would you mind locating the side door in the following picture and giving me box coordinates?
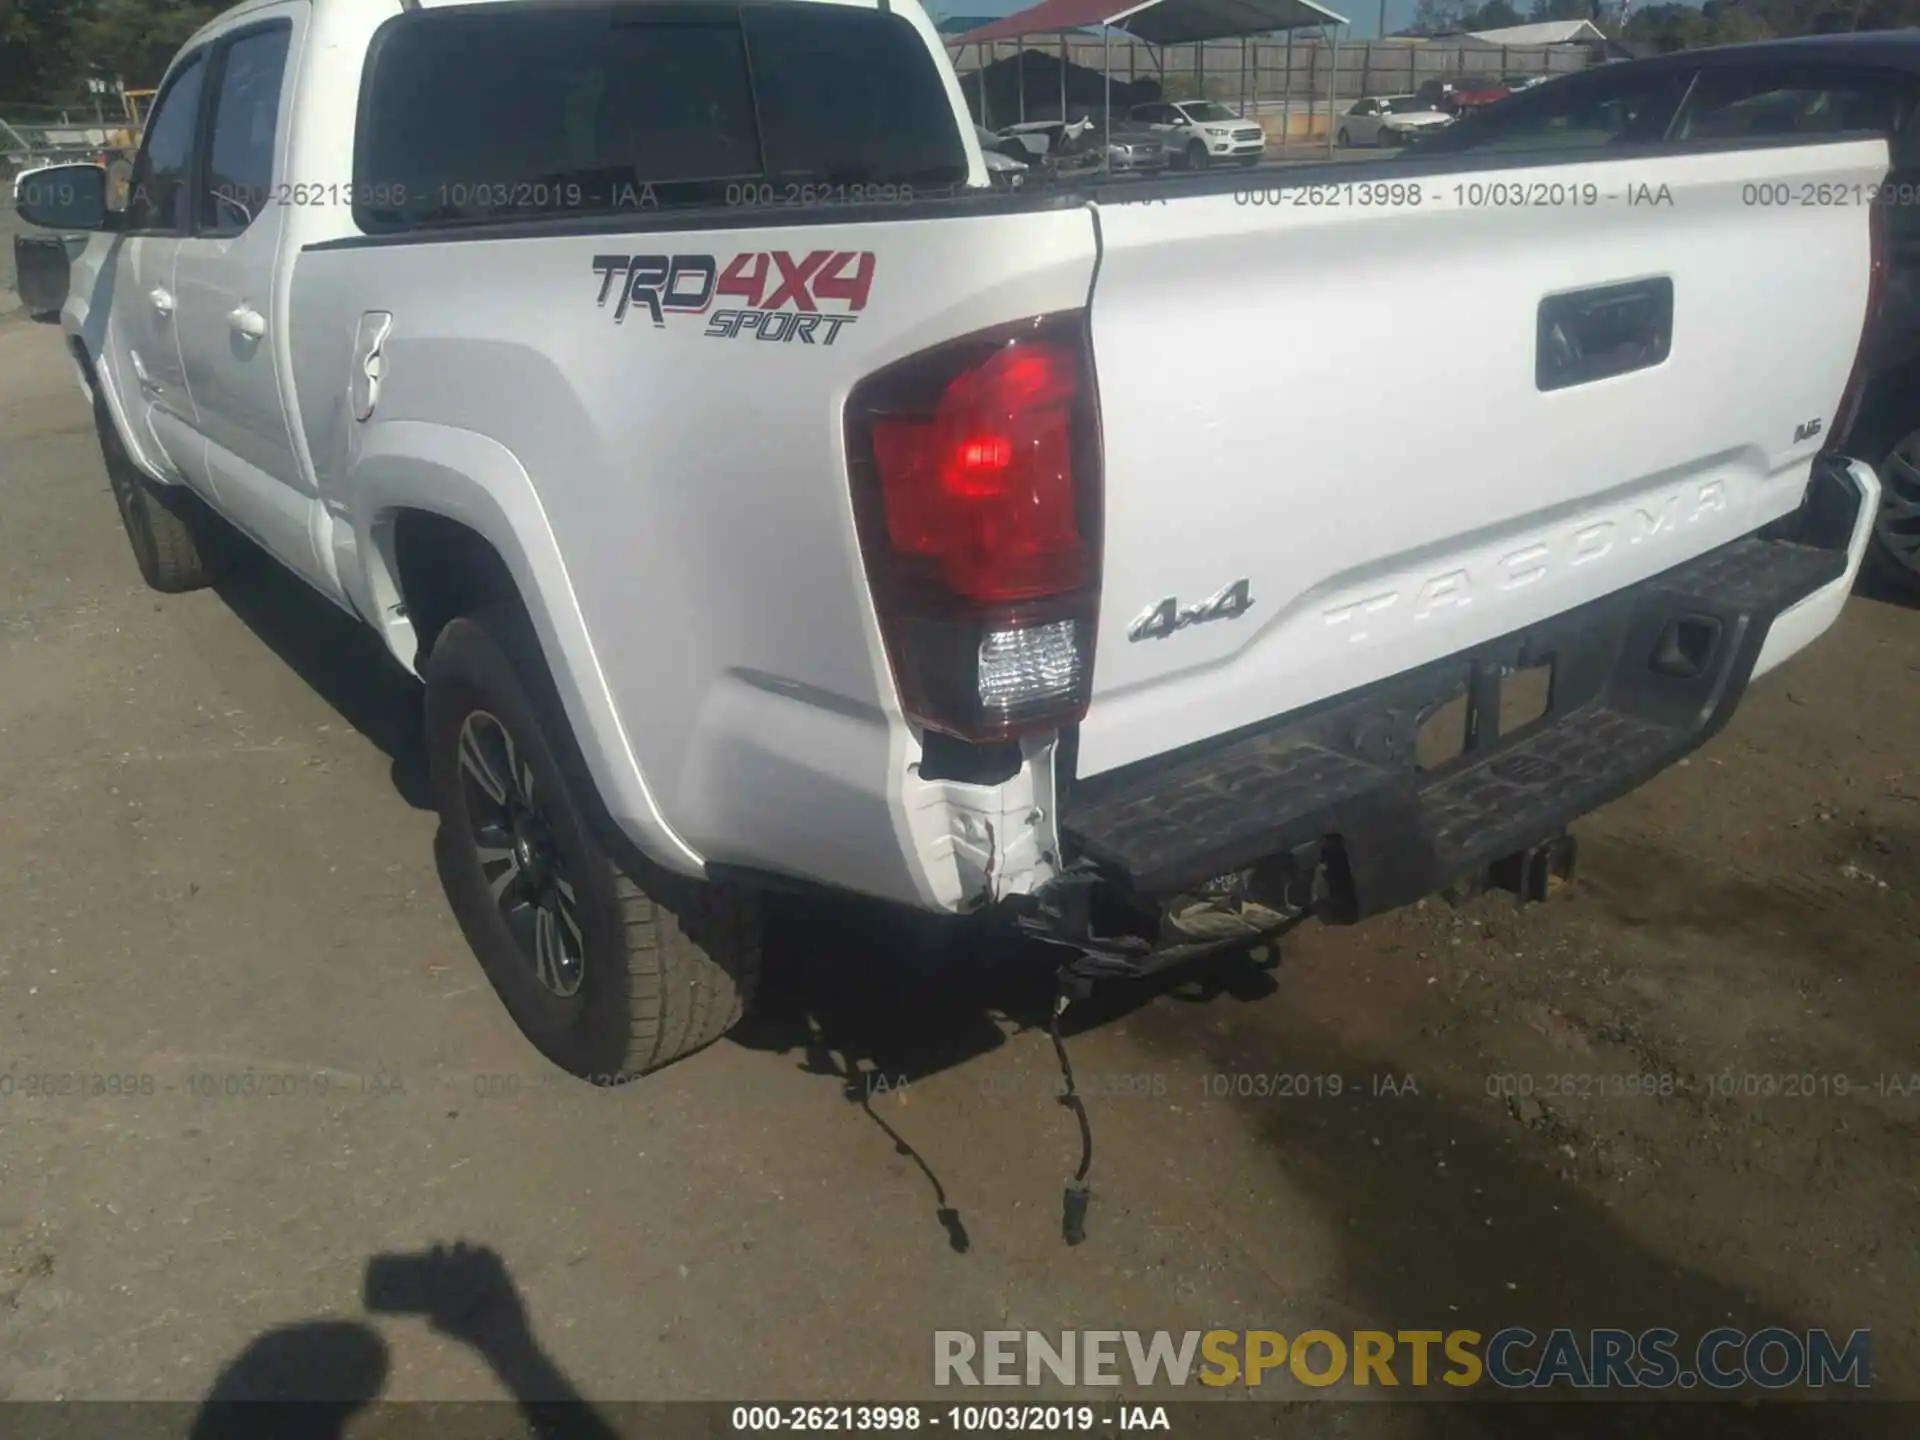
[1411,65,1696,157]
[171,10,335,596]
[104,48,212,489]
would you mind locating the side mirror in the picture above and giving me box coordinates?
[13,163,110,231]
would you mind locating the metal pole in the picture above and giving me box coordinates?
[1018,36,1026,122]
[981,44,991,128]
[1239,35,1248,120]
[1282,30,1293,153]
[1378,0,1387,38]
[1327,25,1337,158]
[1060,32,1068,121]
[1104,27,1112,164]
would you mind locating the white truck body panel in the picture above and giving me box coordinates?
[1079,142,1881,776]
[43,0,1888,923]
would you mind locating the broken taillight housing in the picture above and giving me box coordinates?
[845,313,1103,742]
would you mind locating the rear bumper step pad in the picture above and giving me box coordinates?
[1060,467,1859,918]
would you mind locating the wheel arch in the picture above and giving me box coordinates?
[349,421,706,879]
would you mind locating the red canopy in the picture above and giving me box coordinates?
[953,0,1347,47]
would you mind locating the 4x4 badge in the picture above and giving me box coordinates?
[1128,579,1256,642]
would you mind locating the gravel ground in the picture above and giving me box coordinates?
[1,313,1918,1436]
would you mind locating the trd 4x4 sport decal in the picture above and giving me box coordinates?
[591,250,875,346]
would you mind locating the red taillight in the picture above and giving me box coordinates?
[847,314,1102,742]
[868,340,1085,603]
[1831,187,1889,455]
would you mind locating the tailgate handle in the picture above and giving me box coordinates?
[1536,278,1673,392]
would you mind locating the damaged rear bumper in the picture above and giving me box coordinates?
[1054,459,1877,922]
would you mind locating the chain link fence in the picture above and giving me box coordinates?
[2,102,143,184]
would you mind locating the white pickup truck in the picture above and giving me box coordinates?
[17,0,1889,1088]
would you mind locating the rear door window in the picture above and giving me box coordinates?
[354,0,968,233]
[1670,66,1918,146]
[1416,70,1693,156]
[198,22,294,235]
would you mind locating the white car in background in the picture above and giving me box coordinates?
[1126,100,1266,168]
[1339,95,1455,147]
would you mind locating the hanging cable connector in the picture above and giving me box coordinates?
[1050,971,1094,1246]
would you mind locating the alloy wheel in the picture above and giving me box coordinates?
[457,709,586,998]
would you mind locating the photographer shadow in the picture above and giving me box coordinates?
[188,1243,618,1440]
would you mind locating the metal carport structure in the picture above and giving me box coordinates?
[952,0,1351,160]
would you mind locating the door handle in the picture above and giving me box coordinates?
[148,286,174,317]
[351,311,394,422]
[228,305,267,340]
[1536,278,1674,392]
[130,348,162,395]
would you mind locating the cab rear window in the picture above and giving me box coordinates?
[353,0,968,232]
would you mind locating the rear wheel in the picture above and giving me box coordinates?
[425,603,762,1080]
[1336,127,1350,147]
[1187,140,1210,170]
[93,391,222,593]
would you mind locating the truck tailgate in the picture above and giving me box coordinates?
[1078,140,1885,779]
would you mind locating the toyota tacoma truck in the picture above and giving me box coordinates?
[17,0,1890,1087]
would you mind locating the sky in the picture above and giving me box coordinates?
[930,0,1706,40]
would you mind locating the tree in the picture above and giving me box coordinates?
[1410,0,1473,34]
[75,0,227,90]
[0,0,87,104]
[1527,0,1595,18]
[1623,2,1712,48]
[1466,0,1525,25]
[1621,0,1920,44]
[0,0,226,103]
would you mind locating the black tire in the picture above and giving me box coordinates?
[1187,141,1210,170]
[1867,424,1920,594]
[1337,128,1350,147]
[93,391,221,593]
[425,603,762,1081]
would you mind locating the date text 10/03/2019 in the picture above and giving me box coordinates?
[1216,181,1675,210]
[730,1406,1167,1432]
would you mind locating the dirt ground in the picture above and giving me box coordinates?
[2,310,1918,1435]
